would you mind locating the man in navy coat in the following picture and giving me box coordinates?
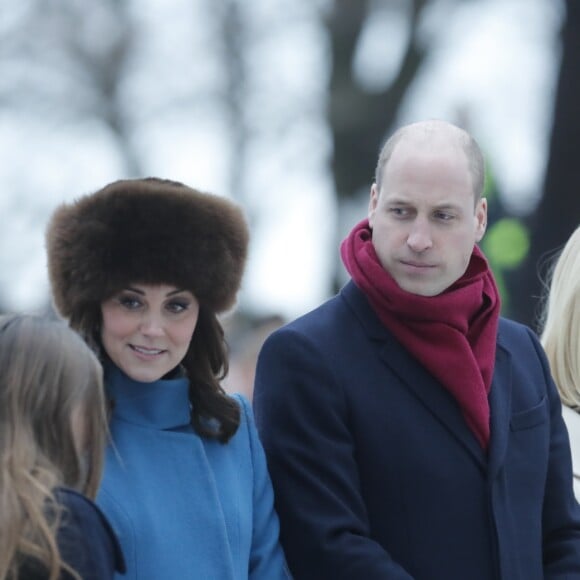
[253,119,580,579]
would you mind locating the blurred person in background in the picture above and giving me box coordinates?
[254,120,580,579]
[223,314,286,401]
[540,225,580,500]
[0,313,124,579]
[45,178,288,580]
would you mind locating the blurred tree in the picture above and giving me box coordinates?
[505,0,580,330]
[326,0,431,290]
[219,0,249,207]
[0,0,140,174]
[327,0,428,203]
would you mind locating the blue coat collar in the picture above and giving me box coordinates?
[105,364,191,430]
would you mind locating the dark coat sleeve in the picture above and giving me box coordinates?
[253,325,413,579]
[56,488,126,579]
[18,488,125,579]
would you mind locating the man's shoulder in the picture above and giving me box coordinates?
[497,316,537,346]
[496,316,550,382]
[275,282,365,339]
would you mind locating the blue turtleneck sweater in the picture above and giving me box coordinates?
[96,365,288,579]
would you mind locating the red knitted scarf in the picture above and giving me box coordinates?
[340,219,500,449]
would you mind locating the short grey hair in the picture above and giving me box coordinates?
[374,120,486,203]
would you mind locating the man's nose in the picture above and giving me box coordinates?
[407,219,433,252]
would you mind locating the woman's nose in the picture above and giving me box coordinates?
[140,313,165,336]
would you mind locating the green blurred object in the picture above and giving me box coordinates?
[482,218,530,269]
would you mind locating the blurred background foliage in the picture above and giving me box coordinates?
[0,0,578,395]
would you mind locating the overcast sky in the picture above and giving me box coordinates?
[0,0,565,320]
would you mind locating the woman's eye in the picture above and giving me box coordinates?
[166,301,188,314]
[118,296,142,309]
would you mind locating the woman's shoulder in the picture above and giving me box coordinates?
[562,407,580,502]
[203,393,255,451]
[224,393,269,467]
[563,407,580,451]
[56,487,116,532]
[55,487,126,576]
[228,393,255,437]
[56,486,101,508]
[229,392,250,415]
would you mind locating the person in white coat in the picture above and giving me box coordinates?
[540,225,580,500]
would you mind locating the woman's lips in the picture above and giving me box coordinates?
[129,344,166,358]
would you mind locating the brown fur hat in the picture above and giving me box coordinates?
[46,178,249,318]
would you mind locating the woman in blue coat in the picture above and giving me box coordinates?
[45,178,288,579]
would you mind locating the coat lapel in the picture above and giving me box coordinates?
[380,336,486,468]
[343,281,515,470]
[342,281,486,468]
[487,337,513,480]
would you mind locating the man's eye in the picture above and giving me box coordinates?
[435,212,454,221]
[389,207,408,217]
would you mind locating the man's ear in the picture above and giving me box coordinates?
[368,183,379,228]
[474,197,487,242]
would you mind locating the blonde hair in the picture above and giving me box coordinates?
[540,226,580,409]
[0,314,108,580]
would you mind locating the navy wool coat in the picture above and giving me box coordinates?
[20,488,125,579]
[253,281,580,579]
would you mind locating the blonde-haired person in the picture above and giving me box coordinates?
[0,313,124,579]
[541,225,580,500]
